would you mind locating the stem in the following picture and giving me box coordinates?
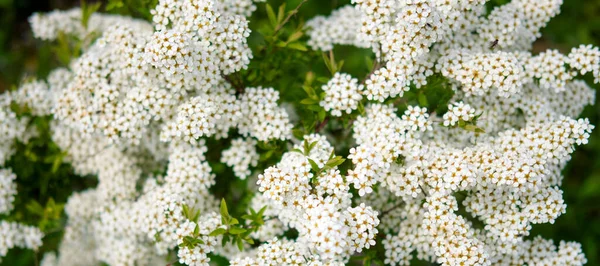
[223,74,245,95]
[315,117,329,133]
[273,0,310,36]
[379,202,404,219]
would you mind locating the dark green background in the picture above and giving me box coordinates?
[1,0,599,265]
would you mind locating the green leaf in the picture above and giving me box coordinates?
[292,128,305,140]
[326,156,346,168]
[245,238,255,245]
[229,226,246,235]
[51,155,62,173]
[236,237,244,251]
[322,53,335,75]
[337,60,345,72]
[259,149,275,162]
[463,124,485,133]
[257,206,268,217]
[358,101,365,115]
[302,85,316,98]
[106,0,124,11]
[308,141,318,153]
[266,4,277,28]
[287,31,304,43]
[306,105,323,112]
[318,109,326,122]
[26,200,44,215]
[193,224,199,236]
[287,42,308,51]
[290,148,304,154]
[182,204,190,218]
[220,198,229,220]
[81,0,102,29]
[209,228,227,237]
[276,41,287,47]
[222,235,230,247]
[277,4,287,25]
[307,158,320,173]
[182,236,204,249]
[300,98,320,105]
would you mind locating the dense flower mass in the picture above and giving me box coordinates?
[1,0,599,265]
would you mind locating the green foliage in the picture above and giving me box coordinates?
[80,0,101,29]
[212,199,266,251]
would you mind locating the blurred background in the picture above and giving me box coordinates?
[1,0,600,265]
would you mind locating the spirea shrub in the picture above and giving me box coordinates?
[0,0,599,265]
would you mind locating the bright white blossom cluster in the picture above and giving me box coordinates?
[320,72,364,117]
[221,137,259,179]
[442,101,477,126]
[0,221,44,260]
[0,169,17,215]
[0,0,597,265]
[0,93,30,165]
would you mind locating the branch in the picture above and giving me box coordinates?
[223,74,245,95]
[315,117,329,133]
[379,202,404,219]
[273,0,310,36]
[361,46,385,85]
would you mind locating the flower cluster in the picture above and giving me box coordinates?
[0,169,17,215]
[0,0,598,265]
[0,221,44,260]
[221,137,259,179]
[442,102,477,127]
[320,72,364,117]
[0,93,29,165]
[255,135,380,263]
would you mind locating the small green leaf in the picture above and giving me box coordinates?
[358,101,365,115]
[220,199,229,220]
[464,124,485,133]
[290,148,304,154]
[266,4,277,28]
[318,109,326,122]
[229,226,246,235]
[287,31,304,43]
[209,228,227,236]
[26,200,44,215]
[81,0,102,29]
[308,141,319,153]
[51,156,62,173]
[292,128,305,139]
[287,42,308,51]
[322,53,335,75]
[277,4,287,25]
[193,224,199,236]
[337,60,345,72]
[307,158,320,173]
[222,235,230,247]
[326,156,346,168]
[106,0,124,11]
[236,237,244,251]
[302,85,316,98]
[300,98,320,105]
[276,41,287,47]
[182,204,190,218]
[257,206,268,217]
